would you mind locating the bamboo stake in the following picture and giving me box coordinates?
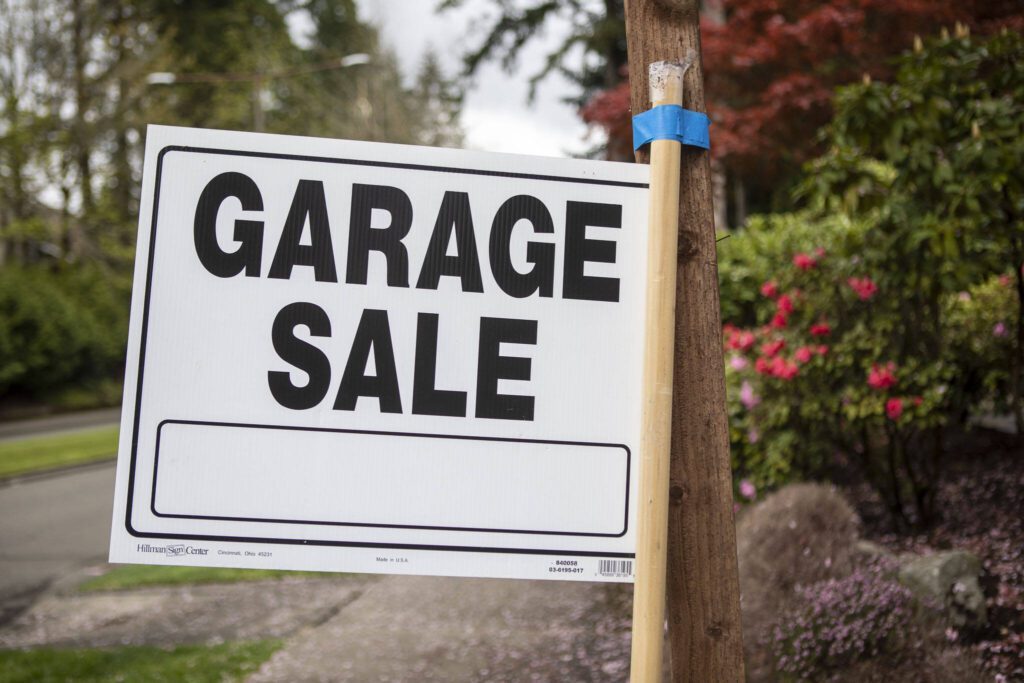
[630,58,690,683]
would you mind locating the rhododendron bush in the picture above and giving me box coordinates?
[722,215,955,526]
[721,31,1023,527]
[724,228,1019,524]
[800,29,1024,432]
[722,218,1017,525]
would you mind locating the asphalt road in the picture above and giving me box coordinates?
[0,463,115,618]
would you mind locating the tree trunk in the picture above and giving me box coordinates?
[625,1,745,680]
[72,0,92,258]
[732,176,747,228]
[112,4,134,220]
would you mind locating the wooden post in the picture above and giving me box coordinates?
[624,1,746,681]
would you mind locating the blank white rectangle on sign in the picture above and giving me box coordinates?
[152,421,629,537]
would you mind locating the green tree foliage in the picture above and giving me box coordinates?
[439,0,627,105]
[146,0,297,130]
[0,0,463,402]
[439,0,628,159]
[0,265,129,395]
[413,49,464,149]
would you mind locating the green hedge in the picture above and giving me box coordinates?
[0,265,130,396]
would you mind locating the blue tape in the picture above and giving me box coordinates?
[632,104,711,151]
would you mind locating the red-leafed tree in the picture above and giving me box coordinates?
[580,0,1023,215]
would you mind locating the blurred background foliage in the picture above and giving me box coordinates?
[0,0,463,406]
[1,3,1022,517]
[448,0,1022,216]
[440,0,1018,527]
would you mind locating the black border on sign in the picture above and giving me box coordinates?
[151,419,630,538]
[124,143,647,560]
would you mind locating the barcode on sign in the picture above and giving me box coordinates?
[598,560,633,577]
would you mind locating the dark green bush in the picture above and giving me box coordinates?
[0,265,129,397]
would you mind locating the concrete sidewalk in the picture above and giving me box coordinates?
[1,568,636,682]
[249,574,634,682]
[0,572,374,651]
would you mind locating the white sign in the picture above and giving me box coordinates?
[109,125,649,582]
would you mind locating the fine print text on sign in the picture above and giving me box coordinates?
[108,125,650,582]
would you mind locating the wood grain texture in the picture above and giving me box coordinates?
[624,1,746,681]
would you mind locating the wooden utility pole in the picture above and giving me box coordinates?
[624,1,746,681]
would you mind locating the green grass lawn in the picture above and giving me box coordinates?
[79,564,329,592]
[0,426,118,479]
[0,640,281,683]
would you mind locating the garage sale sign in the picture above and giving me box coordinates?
[108,125,650,582]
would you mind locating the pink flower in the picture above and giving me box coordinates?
[793,252,816,270]
[761,339,786,358]
[847,276,878,301]
[778,360,799,380]
[912,396,923,406]
[740,380,760,409]
[810,321,831,336]
[816,345,829,356]
[723,325,736,348]
[794,346,814,364]
[770,298,791,327]
[993,322,1008,337]
[730,354,749,371]
[999,274,1012,287]
[886,397,904,420]
[739,479,757,500]
[867,362,897,390]
[770,357,799,380]
[725,328,756,351]
[747,428,760,444]
[760,280,779,298]
[957,291,971,302]
[755,357,772,375]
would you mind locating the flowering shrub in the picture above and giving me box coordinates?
[802,28,1024,435]
[721,213,953,523]
[720,31,1023,526]
[770,562,914,681]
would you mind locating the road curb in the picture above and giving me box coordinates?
[0,457,116,488]
[0,407,120,441]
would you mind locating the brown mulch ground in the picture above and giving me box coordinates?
[847,429,1024,682]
